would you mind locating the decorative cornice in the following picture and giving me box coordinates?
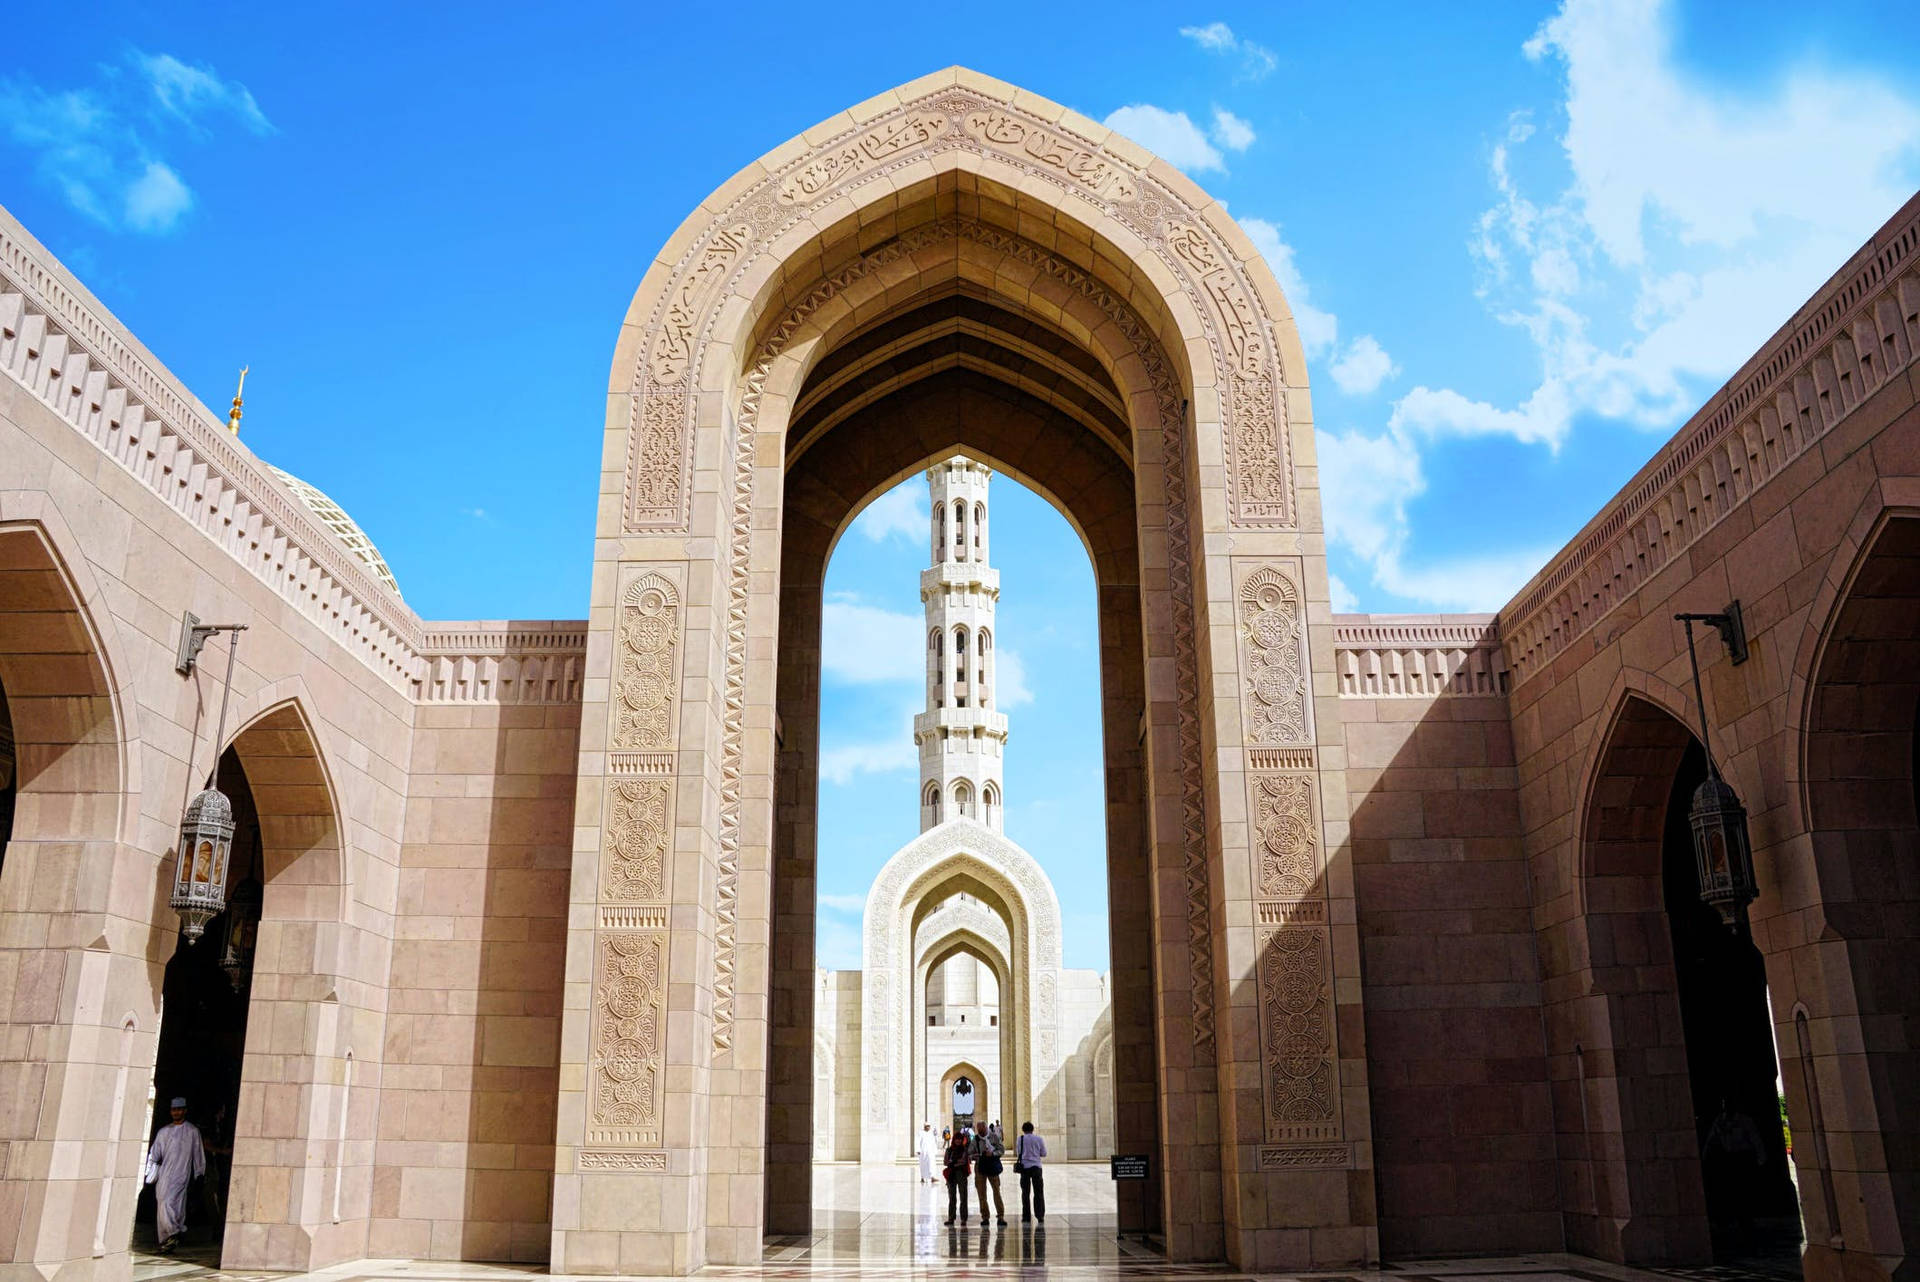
[1499,193,1920,685]
[415,622,588,704]
[1333,613,1507,699]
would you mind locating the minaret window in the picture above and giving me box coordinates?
[974,502,985,556]
[954,501,967,558]
[953,780,973,819]
[925,781,943,825]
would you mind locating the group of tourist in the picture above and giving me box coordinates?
[917,1120,1048,1226]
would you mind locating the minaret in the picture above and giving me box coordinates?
[915,457,1007,833]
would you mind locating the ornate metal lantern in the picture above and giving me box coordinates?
[220,875,263,990]
[172,786,234,942]
[1676,607,1759,928]
[170,613,247,943]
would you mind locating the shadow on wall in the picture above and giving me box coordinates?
[1343,689,1559,1258]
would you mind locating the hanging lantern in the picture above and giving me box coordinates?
[1688,773,1757,926]
[172,787,234,942]
[1675,606,1758,930]
[220,875,263,990]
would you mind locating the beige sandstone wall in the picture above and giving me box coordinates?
[371,690,578,1261]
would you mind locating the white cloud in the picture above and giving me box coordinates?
[1328,335,1398,396]
[996,649,1034,708]
[1315,0,1920,613]
[817,892,866,914]
[0,50,273,235]
[1328,573,1360,613]
[1211,108,1255,152]
[137,53,274,135]
[819,734,916,785]
[123,162,191,231]
[1238,216,1339,357]
[821,598,924,685]
[1433,0,1920,451]
[1179,21,1277,79]
[1103,105,1224,173]
[852,484,927,544]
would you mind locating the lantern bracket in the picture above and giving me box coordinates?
[1675,602,1747,666]
[175,612,247,675]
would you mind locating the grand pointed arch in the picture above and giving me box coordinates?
[559,67,1364,1274]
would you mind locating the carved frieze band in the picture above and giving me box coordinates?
[578,1148,667,1171]
[1238,565,1311,745]
[1259,1143,1350,1169]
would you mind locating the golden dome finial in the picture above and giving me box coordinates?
[227,365,248,435]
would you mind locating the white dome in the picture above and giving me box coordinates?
[269,466,401,596]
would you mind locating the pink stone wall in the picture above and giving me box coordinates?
[1342,685,1559,1255]
[372,702,577,1261]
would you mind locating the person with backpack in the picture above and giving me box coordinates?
[943,1126,973,1225]
[970,1120,1006,1224]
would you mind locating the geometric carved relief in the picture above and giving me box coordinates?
[589,932,667,1147]
[602,779,669,902]
[1258,925,1339,1142]
[613,573,680,750]
[1251,774,1319,899]
[1238,565,1310,745]
[1230,374,1291,525]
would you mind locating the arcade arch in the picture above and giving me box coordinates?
[1571,693,1797,1265]
[566,68,1346,1274]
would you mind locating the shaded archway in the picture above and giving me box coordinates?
[0,517,135,1274]
[1801,512,1920,1272]
[147,696,359,1271]
[1569,692,1798,1266]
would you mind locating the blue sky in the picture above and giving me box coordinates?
[6,1,1917,970]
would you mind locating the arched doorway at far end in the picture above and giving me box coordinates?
[939,1061,988,1134]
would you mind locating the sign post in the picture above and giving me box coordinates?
[1108,1154,1149,1242]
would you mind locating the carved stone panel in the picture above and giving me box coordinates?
[602,779,669,902]
[1257,924,1339,1142]
[612,573,681,753]
[1251,773,1319,900]
[1237,565,1310,745]
[588,931,668,1147]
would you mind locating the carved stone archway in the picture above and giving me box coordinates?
[561,67,1364,1274]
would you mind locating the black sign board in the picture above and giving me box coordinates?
[1109,1154,1149,1180]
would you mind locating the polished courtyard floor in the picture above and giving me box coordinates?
[131,1162,1801,1280]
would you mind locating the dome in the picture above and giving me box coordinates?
[269,466,402,596]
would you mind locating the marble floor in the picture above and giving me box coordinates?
[127,1161,1802,1280]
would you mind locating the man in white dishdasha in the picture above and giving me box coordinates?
[145,1097,207,1252]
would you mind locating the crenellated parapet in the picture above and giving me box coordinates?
[1332,614,1507,698]
[414,623,588,704]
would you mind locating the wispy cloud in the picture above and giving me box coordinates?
[996,648,1035,708]
[851,483,927,544]
[1103,104,1225,173]
[820,727,916,785]
[0,50,273,234]
[1103,102,1257,175]
[821,596,924,685]
[1301,0,1920,611]
[1179,21,1277,80]
[818,892,867,914]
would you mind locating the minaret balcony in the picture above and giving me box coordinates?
[912,707,1010,741]
[920,564,1000,597]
